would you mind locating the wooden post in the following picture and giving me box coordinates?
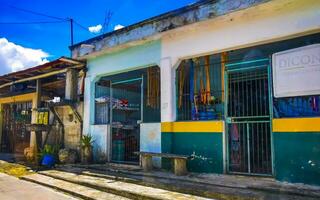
[65,68,78,101]
[141,155,153,171]
[30,79,41,162]
[173,158,187,176]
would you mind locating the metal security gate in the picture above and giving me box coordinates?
[110,78,143,164]
[225,59,272,175]
[1,101,32,154]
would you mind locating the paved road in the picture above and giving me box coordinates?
[0,173,78,200]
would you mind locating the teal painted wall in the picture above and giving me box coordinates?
[273,132,320,186]
[83,40,161,161]
[162,132,223,173]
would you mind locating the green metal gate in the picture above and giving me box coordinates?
[110,77,143,164]
[225,59,273,175]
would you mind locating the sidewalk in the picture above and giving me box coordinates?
[0,172,77,200]
[49,163,320,200]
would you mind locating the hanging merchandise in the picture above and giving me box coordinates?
[194,58,200,120]
[204,56,211,105]
[178,61,186,108]
[147,68,151,107]
[230,124,240,165]
[189,59,197,120]
[311,96,319,112]
[199,59,206,105]
[221,52,228,102]
[146,67,160,109]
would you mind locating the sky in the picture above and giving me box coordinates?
[0,0,196,75]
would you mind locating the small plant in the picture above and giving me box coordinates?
[81,134,94,164]
[38,144,60,167]
[39,144,59,159]
[80,134,94,149]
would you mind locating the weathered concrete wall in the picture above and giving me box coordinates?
[71,0,271,58]
[55,102,83,150]
[90,124,109,162]
[83,40,161,161]
[140,123,161,168]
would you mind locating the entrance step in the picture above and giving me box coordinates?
[35,170,213,200]
[21,173,129,200]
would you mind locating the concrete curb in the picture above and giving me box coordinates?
[20,175,129,200]
[37,170,213,200]
[72,165,320,199]
[61,169,251,200]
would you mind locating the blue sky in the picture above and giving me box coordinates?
[0,0,196,75]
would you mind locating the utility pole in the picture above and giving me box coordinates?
[70,18,74,46]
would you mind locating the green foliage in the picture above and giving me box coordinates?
[80,134,94,149]
[38,144,60,160]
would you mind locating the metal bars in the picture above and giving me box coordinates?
[226,60,272,175]
[0,101,32,153]
[111,79,142,164]
[176,56,224,121]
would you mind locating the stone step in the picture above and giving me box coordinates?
[21,173,130,200]
[38,170,213,200]
[56,166,251,200]
[69,164,320,199]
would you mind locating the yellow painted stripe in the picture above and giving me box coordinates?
[0,93,36,104]
[161,121,223,133]
[273,118,320,132]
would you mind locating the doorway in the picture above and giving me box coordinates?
[1,101,32,154]
[225,59,272,175]
[110,78,143,164]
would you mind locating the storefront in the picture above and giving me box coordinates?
[94,66,160,164]
[71,0,320,185]
[163,33,320,183]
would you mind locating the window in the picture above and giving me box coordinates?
[94,66,161,124]
[273,96,320,118]
[225,32,320,118]
[95,80,111,124]
[176,54,224,121]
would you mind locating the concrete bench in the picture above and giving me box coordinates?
[135,151,190,176]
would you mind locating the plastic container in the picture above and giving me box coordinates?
[41,154,56,167]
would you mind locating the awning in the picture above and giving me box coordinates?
[0,57,85,88]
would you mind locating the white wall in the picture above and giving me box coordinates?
[160,0,320,122]
[140,123,162,168]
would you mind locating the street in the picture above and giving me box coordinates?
[0,173,77,200]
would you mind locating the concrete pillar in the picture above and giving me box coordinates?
[141,155,153,171]
[30,79,41,161]
[65,68,78,101]
[160,57,178,122]
[173,158,187,176]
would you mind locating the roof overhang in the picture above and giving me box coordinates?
[0,57,85,88]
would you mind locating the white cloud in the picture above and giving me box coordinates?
[88,24,102,33]
[114,24,124,31]
[0,38,49,75]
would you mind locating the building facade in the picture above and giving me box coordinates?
[71,0,320,185]
[0,58,85,160]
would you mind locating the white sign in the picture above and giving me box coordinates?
[272,44,320,97]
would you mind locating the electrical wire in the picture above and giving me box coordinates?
[73,20,89,31]
[0,20,67,25]
[4,4,67,21]
[2,3,98,35]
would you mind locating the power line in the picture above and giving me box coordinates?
[5,4,67,21]
[0,20,67,25]
[73,20,90,32]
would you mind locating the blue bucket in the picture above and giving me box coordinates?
[41,154,56,167]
